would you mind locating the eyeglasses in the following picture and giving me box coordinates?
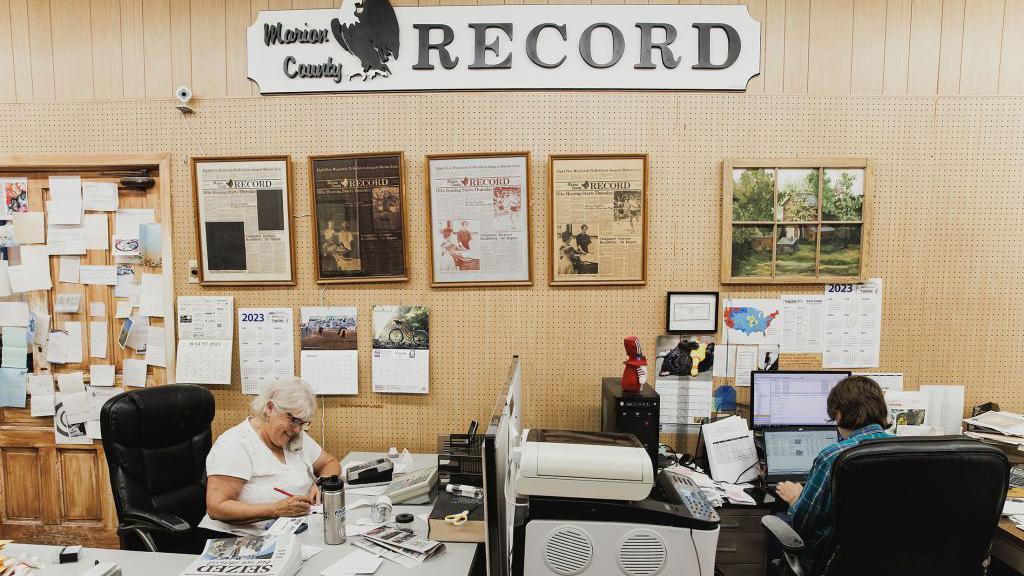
[285,412,311,431]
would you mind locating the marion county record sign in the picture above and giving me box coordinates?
[247,1,761,93]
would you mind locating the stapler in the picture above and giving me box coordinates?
[346,457,394,485]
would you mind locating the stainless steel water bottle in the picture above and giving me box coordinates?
[320,475,346,545]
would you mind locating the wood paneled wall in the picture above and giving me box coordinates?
[1,0,1024,102]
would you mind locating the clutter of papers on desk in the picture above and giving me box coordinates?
[663,461,756,507]
[964,411,1024,448]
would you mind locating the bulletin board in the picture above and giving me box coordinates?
[0,154,176,396]
[0,95,1021,460]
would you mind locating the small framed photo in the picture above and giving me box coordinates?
[666,292,719,334]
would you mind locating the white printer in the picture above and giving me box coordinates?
[515,429,655,501]
[510,429,721,576]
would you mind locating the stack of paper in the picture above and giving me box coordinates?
[965,411,1024,437]
[701,415,759,483]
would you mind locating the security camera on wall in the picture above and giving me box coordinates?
[175,85,194,115]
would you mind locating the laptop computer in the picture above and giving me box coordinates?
[763,428,839,485]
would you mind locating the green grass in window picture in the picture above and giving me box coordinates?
[820,225,862,276]
[775,224,817,277]
[731,225,773,277]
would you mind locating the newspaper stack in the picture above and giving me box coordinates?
[181,534,302,576]
[351,526,446,568]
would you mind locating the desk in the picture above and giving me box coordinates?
[3,452,477,576]
[994,487,1024,574]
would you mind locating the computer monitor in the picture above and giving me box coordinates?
[482,356,523,576]
[751,370,851,428]
[763,428,840,480]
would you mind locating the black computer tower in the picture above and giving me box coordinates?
[601,377,660,467]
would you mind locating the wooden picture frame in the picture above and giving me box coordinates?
[548,154,648,286]
[666,291,719,334]
[424,152,533,288]
[308,152,410,284]
[191,155,296,286]
[722,159,872,285]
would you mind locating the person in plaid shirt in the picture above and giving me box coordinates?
[774,376,893,567]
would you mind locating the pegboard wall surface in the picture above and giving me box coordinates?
[1,94,1021,457]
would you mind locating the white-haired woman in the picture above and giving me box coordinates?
[199,378,341,536]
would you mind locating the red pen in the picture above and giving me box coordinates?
[274,487,296,498]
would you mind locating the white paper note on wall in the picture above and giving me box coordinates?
[65,321,83,363]
[90,321,108,358]
[55,293,81,313]
[123,358,148,387]
[59,255,81,283]
[46,225,86,255]
[733,345,759,387]
[83,214,110,250]
[9,245,52,292]
[56,371,85,393]
[29,374,55,416]
[46,200,82,226]
[12,212,45,245]
[144,326,166,367]
[115,208,154,238]
[46,330,70,364]
[781,295,824,353]
[80,265,117,286]
[54,393,92,445]
[0,261,12,297]
[139,273,164,317]
[0,302,30,327]
[920,385,966,436]
[89,364,115,387]
[82,182,118,212]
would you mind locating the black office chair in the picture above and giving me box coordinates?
[763,436,1009,576]
[100,384,215,553]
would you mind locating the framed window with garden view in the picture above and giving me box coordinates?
[722,159,871,284]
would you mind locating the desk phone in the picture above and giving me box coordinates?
[654,470,720,523]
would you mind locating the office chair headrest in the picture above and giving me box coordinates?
[101,384,215,449]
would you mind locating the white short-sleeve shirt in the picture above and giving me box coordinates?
[199,419,322,535]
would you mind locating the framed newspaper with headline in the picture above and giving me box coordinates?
[548,154,648,286]
[308,152,409,284]
[192,156,296,285]
[424,152,533,287]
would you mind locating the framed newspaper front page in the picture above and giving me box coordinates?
[549,154,648,286]
[308,152,409,284]
[192,156,296,285]
[424,152,533,287]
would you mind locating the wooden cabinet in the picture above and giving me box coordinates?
[716,506,767,576]
[0,421,117,547]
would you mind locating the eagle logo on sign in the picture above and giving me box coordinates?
[331,0,400,81]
